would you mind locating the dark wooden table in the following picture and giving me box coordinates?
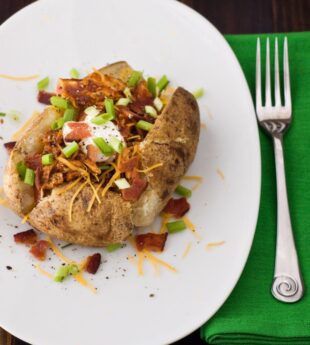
[0,1,309,344]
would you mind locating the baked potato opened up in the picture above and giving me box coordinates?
[4,62,200,247]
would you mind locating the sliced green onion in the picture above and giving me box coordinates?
[175,184,192,198]
[124,87,133,99]
[153,97,163,112]
[8,110,20,122]
[50,96,69,109]
[62,141,79,158]
[136,120,153,132]
[106,243,122,252]
[16,161,27,180]
[91,113,114,125]
[147,77,157,97]
[93,137,114,156]
[42,153,54,166]
[68,264,79,276]
[157,75,169,92]
[51,117,65,130]
[37,76,49,91]
[166,220,187,234]
[116,98,131,106]
[104,99,115,118]
[98,164,111,170]
[110,137,123,153]
[85,106,100,117]
[54,265,70,282]
[0,112,6,117]
[70,68,80,79]
[63,108,76,122]
[114,178,130,190]
[145,105,157,118]
[128,70,142,87]
[24,168,35,186]
[192,88,204,99]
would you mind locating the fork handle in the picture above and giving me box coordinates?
[271,135,304,303]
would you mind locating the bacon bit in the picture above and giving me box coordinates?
[118,156,139,172]
[121,176,147,201]
[3,141,16,154]
[83,158,101,175]
[14,229,37,245]
[163,197,190,218]
[86,144,100,163]
[64,122,91,142]
[65,170,81,182]
[133,80,154,105]
[43,172,64,190]
[29,240,50,261]
[34,167,43,202]
[135,233,168,252]
[37,91,56,105]
[42,130,64,156]
[25,154,42,170]
[85,253,101,274]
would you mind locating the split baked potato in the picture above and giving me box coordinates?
[4,61,200,246]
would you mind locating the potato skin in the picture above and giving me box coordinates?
[3,62,200,246]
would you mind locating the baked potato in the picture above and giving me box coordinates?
[4,61,200,246]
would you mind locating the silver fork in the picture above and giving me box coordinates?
[256,37,304,303]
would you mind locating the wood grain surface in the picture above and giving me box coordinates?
[0,1,309,344]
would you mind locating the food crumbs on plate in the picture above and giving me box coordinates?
[149,293,155,298]
[216,168,225,180]
[206,105,213,119]
[0,119,3,125]
[181,175,203,191]
[206,241,225,251]
[182,242,192,258]
[200,122,207,130]
[6,266,12,270]
[0,73,39,81]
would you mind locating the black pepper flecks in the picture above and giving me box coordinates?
[6,266,12,270]
[149,294,155,298]
[105,276,109,280]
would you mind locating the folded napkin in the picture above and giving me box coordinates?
[201,32,310,345]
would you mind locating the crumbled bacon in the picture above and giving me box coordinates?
[25,154,42,171]
[86,144,100,163]
[64,122,91,142]
[135,233,168,252]
[133,80,154,105]
[83,158,101,175]
[85,253,101,274]
[43,172,64,190]
[163,197,190,218]
[65,170,81,182]
[121,176,147,201]
[42,165,54,183]
[14,229,37,245]
[42,130,63,156]
[3,141,16,154]
[29,240,50,261]
[37,91,56,105]
[118,156,139,172]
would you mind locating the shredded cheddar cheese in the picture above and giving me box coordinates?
[21,213,30,224]
[137,162,163,173]
[182,242,192,258]
[0,73,39,81]
[0,198,9,207]
[48,237,73,264]
[55,177,83,195]
[216,168,225,180]
[11,111,40,140]
[86,177,101,205]
[35,264,54,279]
[57,157,89,177]
[200,122,207,129]
[143,250,177,273]
[137,252,145,276]
[159,214,171,234]
[74,272,97,294]
[68,180,88,222]
[101,169,120,197]
[182,216,202,240]
[181,175,203,191]
[206,241,225,250]
[127,254,138,268]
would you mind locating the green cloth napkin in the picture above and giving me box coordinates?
[201,32,310,345]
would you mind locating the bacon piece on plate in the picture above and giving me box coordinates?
[86,144,101,163]
[3,141,16,154]
[25,154,42,170]
[29,240,50,261]
[37,91,56,105]
[121,176,147,201]
[163,197,190,218]
[135,233,168,252]
[118,156,139,173]
[64,122,91,142]
[85,253,101,274]
[14,229,37,245]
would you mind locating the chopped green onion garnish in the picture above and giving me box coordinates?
[68,264,79,276]
[24,168,35,186]
[192,88,204,99]
[153,97,163,112]
[42,153,54,166]
[147,77,157,97]
[114,178,130,190]
[51,117,65,130]
[37,76,49,91]
[85,106,100,117]
[70,68,80,79]
[104,99,115,118]
[166,220,187,234]
[106,243,122,252]
[91,113,114,125]
[175,184,192,198]
[99,164,111,170]
[0,112,6,117]
[116,98,131,106]
[157,75,169,92]
[145,105,157,118]
[50,96,69,109]
[110,137,123,153]
[93,137,114,156]
[128,70,142,87]
[16,161,26,180]
[8,110,20,122]
[62,141,79,158]
[136,120,153,132]
[54,265,70,282]
[124,87,133,99]
[63,108,76,122]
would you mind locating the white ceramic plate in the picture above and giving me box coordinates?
[0,1,261,344]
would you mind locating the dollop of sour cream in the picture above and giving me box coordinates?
[62,108,125,163]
